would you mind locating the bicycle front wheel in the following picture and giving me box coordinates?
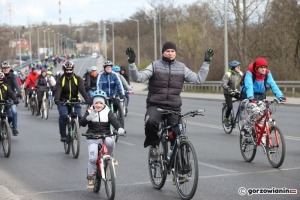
[43,99,49,119]
[30,99,36,115]
[222,105,233,134]
[71,119,80,159]
[93,169,101,193]
[64,123,71,154]
[148,139,167,190]
[174,139,198,200]
[1,120,12,158]
[104,159,116,200]
[240,128,257,162]
[267,125,286,168]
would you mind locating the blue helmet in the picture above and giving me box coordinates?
[92,90,107,98]
[229,60,241,69]
[112,66,121,72]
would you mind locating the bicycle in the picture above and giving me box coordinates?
[221,91,247,134]
[0,100,13,158]
[29,88,38,116]
[40,90,49,119]
[48,88,54,109]
[59,99,85,159]
[240,99,286,168]
[107,96,124,143]
[148,108,204,200]
[82,132,125,200]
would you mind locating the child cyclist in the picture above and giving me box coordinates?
[79,90,125,188]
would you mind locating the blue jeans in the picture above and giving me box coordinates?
[7,104,17,130]
[57,104,82,136]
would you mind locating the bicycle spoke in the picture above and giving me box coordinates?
[267,125,285,168]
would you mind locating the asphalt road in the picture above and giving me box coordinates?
[0,57,299,200]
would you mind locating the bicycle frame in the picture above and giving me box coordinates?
[96,140,115,181]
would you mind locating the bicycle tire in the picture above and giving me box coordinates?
[174,139,198,200]
[43,99,49,119]
[114,104,125,144]
[222,105,234,134]
[240,128,257,162]
[71,119,80,159]
[30,99,36,115]
[104,159,116,200]
[266,125,286,168]
[1,120,12,158]
[64,123,71,154]
[148,139,167,190]
[93,169,101,193]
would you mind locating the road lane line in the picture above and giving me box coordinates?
[198,161,238,173]
[0,185,21,200]
[117,140,135,145]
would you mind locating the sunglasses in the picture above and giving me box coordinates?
[65,69,73,72]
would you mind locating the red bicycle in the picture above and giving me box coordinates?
[240,99,286,168]
[82,132,125,200]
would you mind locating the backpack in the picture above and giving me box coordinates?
[240,72,268,91]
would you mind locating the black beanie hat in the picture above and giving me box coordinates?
[162,41,177,53]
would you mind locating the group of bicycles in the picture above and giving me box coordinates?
[24,87,54,119]
[221,90,286,168]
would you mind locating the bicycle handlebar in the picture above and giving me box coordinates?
[81,132,126,139]
[157,108,205,118]
[59,100,86,106]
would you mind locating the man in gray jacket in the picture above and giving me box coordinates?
[126,42,214,159]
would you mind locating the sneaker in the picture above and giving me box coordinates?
[223,118,231,127]
[149,146,159,161]
[177,175,189,184]
[87,175,95,189]
[12,129,19,136]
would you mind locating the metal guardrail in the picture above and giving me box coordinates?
[183,81,300,96]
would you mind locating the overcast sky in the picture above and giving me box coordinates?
[0,0,200,26]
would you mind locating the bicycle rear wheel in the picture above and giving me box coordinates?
[1,120,12,158]
[240,128,257,162]
[104,159,115,200]
[114,105,125,143]
[71,119,80,159]
[174,139,198,200]
[148,139,167,190]
[30,99,36,115]
[266,125,286,168]
[222,105,234,134]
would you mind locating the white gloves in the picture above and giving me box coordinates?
[86,110,98,121]
[117,128,125,135]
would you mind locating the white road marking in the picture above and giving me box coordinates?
[198,161,238,173]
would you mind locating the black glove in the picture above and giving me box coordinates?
[54,99,59,105]
[13,99,19,105]
[278,97,286,102]
[204,48,214,63]
[226,88,235,96]
[16,93,22,98]
[126,47,136,64]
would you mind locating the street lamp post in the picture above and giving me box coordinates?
[47,29,51,55]
[18,28,22,66]
[43,29,46,56]
[224,0,229,73]
[128,19,140,66]
[105,21,114,64]
[28,24,32,63]
[37,27,40,59]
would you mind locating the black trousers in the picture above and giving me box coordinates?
[144,105,180,148]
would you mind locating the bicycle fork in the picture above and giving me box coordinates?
[100,155,116,181]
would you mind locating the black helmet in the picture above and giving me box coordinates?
[62,61,75,72]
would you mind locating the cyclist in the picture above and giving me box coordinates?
[24,65,40,108]
[0,72,19,124]
[112,65,133,115]
[241,57,286,137]
[79,90,125,188]
[54,61,90,142]
[84,66,98,104]
[96,61,125,113]
[125,42,214,158]
[35,69,56,116]
[1,61,22,136]
[221,60,243,127]
[120,66,130,85]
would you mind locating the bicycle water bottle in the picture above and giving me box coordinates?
[167,146,174,161]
